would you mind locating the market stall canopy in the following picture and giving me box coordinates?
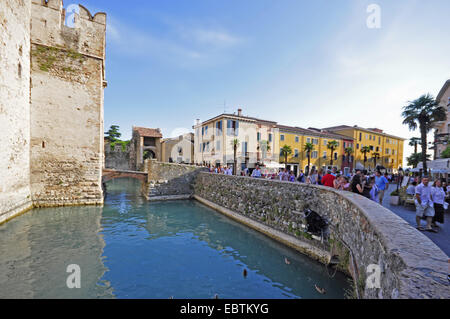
[417,159,450,173]
[263,161,285,169]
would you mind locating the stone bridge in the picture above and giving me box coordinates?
[102,169,148,183]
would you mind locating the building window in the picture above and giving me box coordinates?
[312,138,319,145]
[323,151,327,159]
[242,142,248,154]
[370,146,374,151]
[294,149,299,157]
[227,120,239,136]
[269,133,272,142]
[356,144,359,149]
[216,141,220,151]
[206,142,210,152]
[216,121,222,136]
[281,134,285,141]
[311,151,318,159]
[307,137,311,143]
[295,136,299,143]
[323,139,327,146]
[359,133,362,141]
[257,132,261,141]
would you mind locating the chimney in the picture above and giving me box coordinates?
[238,108,242,116]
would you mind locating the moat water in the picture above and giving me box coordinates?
[0,178,351,298]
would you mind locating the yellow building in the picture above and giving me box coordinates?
[323,125,405,173]
[277,125,355,176]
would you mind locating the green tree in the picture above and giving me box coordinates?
[280,145,293,166]
[344,147,354,164]
[105,125,121,143]
[360,146,371,169]
[231,138,240,175]
[402,94,446,174]
[327,140,339,166]
[408,137,422,154]
[440,146,450,159]
[304,142,315,175]
[407,152,431,168]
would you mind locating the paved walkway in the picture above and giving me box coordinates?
[380,184,450,257]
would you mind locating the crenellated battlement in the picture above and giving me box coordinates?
[31,0,106,59]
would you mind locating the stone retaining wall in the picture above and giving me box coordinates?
[144,160,207,200]
[194,172,450,299]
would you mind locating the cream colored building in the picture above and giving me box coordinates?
[193,109,280,173]
[433,79,450,159]
[161,133,194,164]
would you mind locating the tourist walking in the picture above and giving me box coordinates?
[415,176,437,232]
[288,171,296,182]
[431,180,445,228]
[307,168,319,185]
[351,173,364,195]
[251,165,262,178]
[321,170,336,188]
[317,169,324,185]
[297,170,305,183]
[375,171,389,205]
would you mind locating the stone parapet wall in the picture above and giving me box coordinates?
[144,160,207,200]
[194,173,449,299]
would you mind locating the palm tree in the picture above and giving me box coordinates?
[372,152,380,169]
[280,145,292,167]
[327,140,339,166]
[408,137,421,154]
[344,147,354,164]
[407,152,431,168]
[402,93,446,174]
[304,142,315,175]
[360,146,371,169]
[231,138,240,175]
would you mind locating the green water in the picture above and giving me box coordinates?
[0,178,351,298]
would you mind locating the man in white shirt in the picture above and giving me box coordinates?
[415,177,436,232]
[251,165,262,178]
[226,166,233,176]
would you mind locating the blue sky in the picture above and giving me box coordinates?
[74,0,450,163]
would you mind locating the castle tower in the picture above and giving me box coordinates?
[29,0,107,206]
[0,0,33,223]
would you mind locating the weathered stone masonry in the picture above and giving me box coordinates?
[0,0,106,223]
[194,173,450,299]
[143,160,207,201]
[0,0,33,223]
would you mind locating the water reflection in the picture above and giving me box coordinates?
[0,205,113,298]
[0,178,350,299]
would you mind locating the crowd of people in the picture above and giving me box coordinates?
[206,164,445,232]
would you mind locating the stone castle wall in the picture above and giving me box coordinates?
[194,173,450,299]
[0,0,33,224]
[144,160,207,200]
[29,0,106,207]
[104,142,133,171]
[0,0,106,222]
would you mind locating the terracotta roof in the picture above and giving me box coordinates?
[133,127,162,138]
